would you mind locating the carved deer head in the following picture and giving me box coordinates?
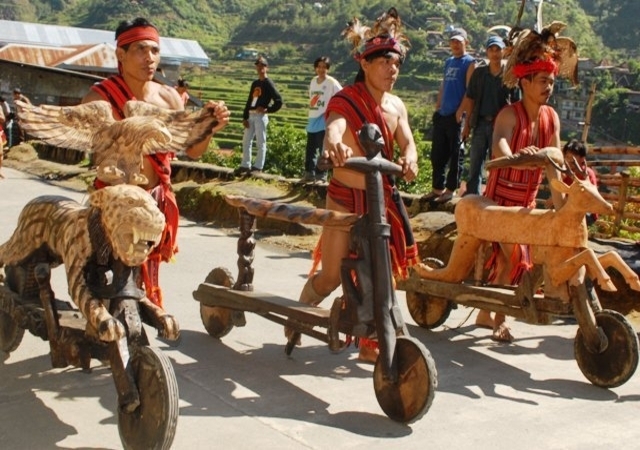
[549,177,613,215]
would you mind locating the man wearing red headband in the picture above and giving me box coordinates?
[479,51,565,342]
[82,17,230,311]
[285,8,419,363]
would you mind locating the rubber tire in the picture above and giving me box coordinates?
[575,309,639,388]
[406,258,453,329]
[0,309,24,354]
[373,336,437,423]
[200,267,235,338]
[118,346,179,450]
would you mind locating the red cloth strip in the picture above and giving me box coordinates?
[117,26,159,47]
[513,59,559,79]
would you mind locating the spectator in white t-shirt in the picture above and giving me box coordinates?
[301,56,342,183]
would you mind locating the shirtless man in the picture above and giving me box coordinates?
[477,26,577,341]
[83,17,230,309]
[285,9,419,362]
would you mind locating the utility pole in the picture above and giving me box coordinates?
[581,82,596,143]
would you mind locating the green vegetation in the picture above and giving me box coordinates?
[190,57,435,193]
[4,0,640,192]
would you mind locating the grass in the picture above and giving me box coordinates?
[185,58,435,151]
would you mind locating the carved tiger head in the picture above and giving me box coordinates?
[89,185,165,266]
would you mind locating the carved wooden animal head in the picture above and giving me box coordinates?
[89,185,165,266]
[549,177,613,216]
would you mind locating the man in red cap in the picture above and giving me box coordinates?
[83,17,230,310]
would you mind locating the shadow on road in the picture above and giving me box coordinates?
[166,329,413,438]
[407,323,621,404]
[1,352,117,449]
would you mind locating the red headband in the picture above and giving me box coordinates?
[117,26,160,47]
[513,58,559,79]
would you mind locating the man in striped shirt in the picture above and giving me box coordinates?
[477,27,577,341]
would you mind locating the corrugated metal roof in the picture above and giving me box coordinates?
[0,43,76,66]
[0,57,105,80]
[57,43,118,68]
[0,42,119,70]
[0,20,209,67]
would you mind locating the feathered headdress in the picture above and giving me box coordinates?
[341,7,410,62]
[502,0,578,88]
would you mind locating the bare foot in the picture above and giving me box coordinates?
[475,310,494,329]
[358,345,379,364]
[492,322,514,343]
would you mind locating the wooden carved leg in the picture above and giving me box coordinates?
[414,235,482,283]
[597,251,640,291]
[85,299,126,342]
[552,249,616,292]
[235,209,256,291]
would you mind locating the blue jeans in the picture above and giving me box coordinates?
[241,112,269,170]
[466,120,494,195]
[431,112,464,191]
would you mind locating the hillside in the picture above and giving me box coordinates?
[3,0,640,147]
[3,0,637,62]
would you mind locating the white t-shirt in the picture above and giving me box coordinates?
[307,75,342,132]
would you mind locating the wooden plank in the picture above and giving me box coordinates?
[620,224,640,233]
[401,278,522,307]
[399,278,572,323]
[589,160,640,166]
[589,146,640,155]
[598,177,640,188]
[193,283,331,328]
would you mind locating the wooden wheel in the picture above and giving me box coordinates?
[575,309,639,388]
[118,346,179,450]
[373,336,437,423]
[200,267,235,338]
[0,309,24,354]
[406,258,453,329]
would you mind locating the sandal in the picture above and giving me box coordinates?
[423,190,443,201]
[436,191,454,203]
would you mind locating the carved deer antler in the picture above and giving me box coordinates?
[485,147,564,171]
[547,153,589,182]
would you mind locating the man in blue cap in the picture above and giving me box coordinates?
[460,35,519,196]
[425,27,475,203]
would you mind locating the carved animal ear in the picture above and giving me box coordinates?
[550,178,570,193]
[89,187,108,208]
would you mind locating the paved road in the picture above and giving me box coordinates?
[1,167,639,450]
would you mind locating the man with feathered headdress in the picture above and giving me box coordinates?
[478,20,579,342]
[284,7,419,363]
